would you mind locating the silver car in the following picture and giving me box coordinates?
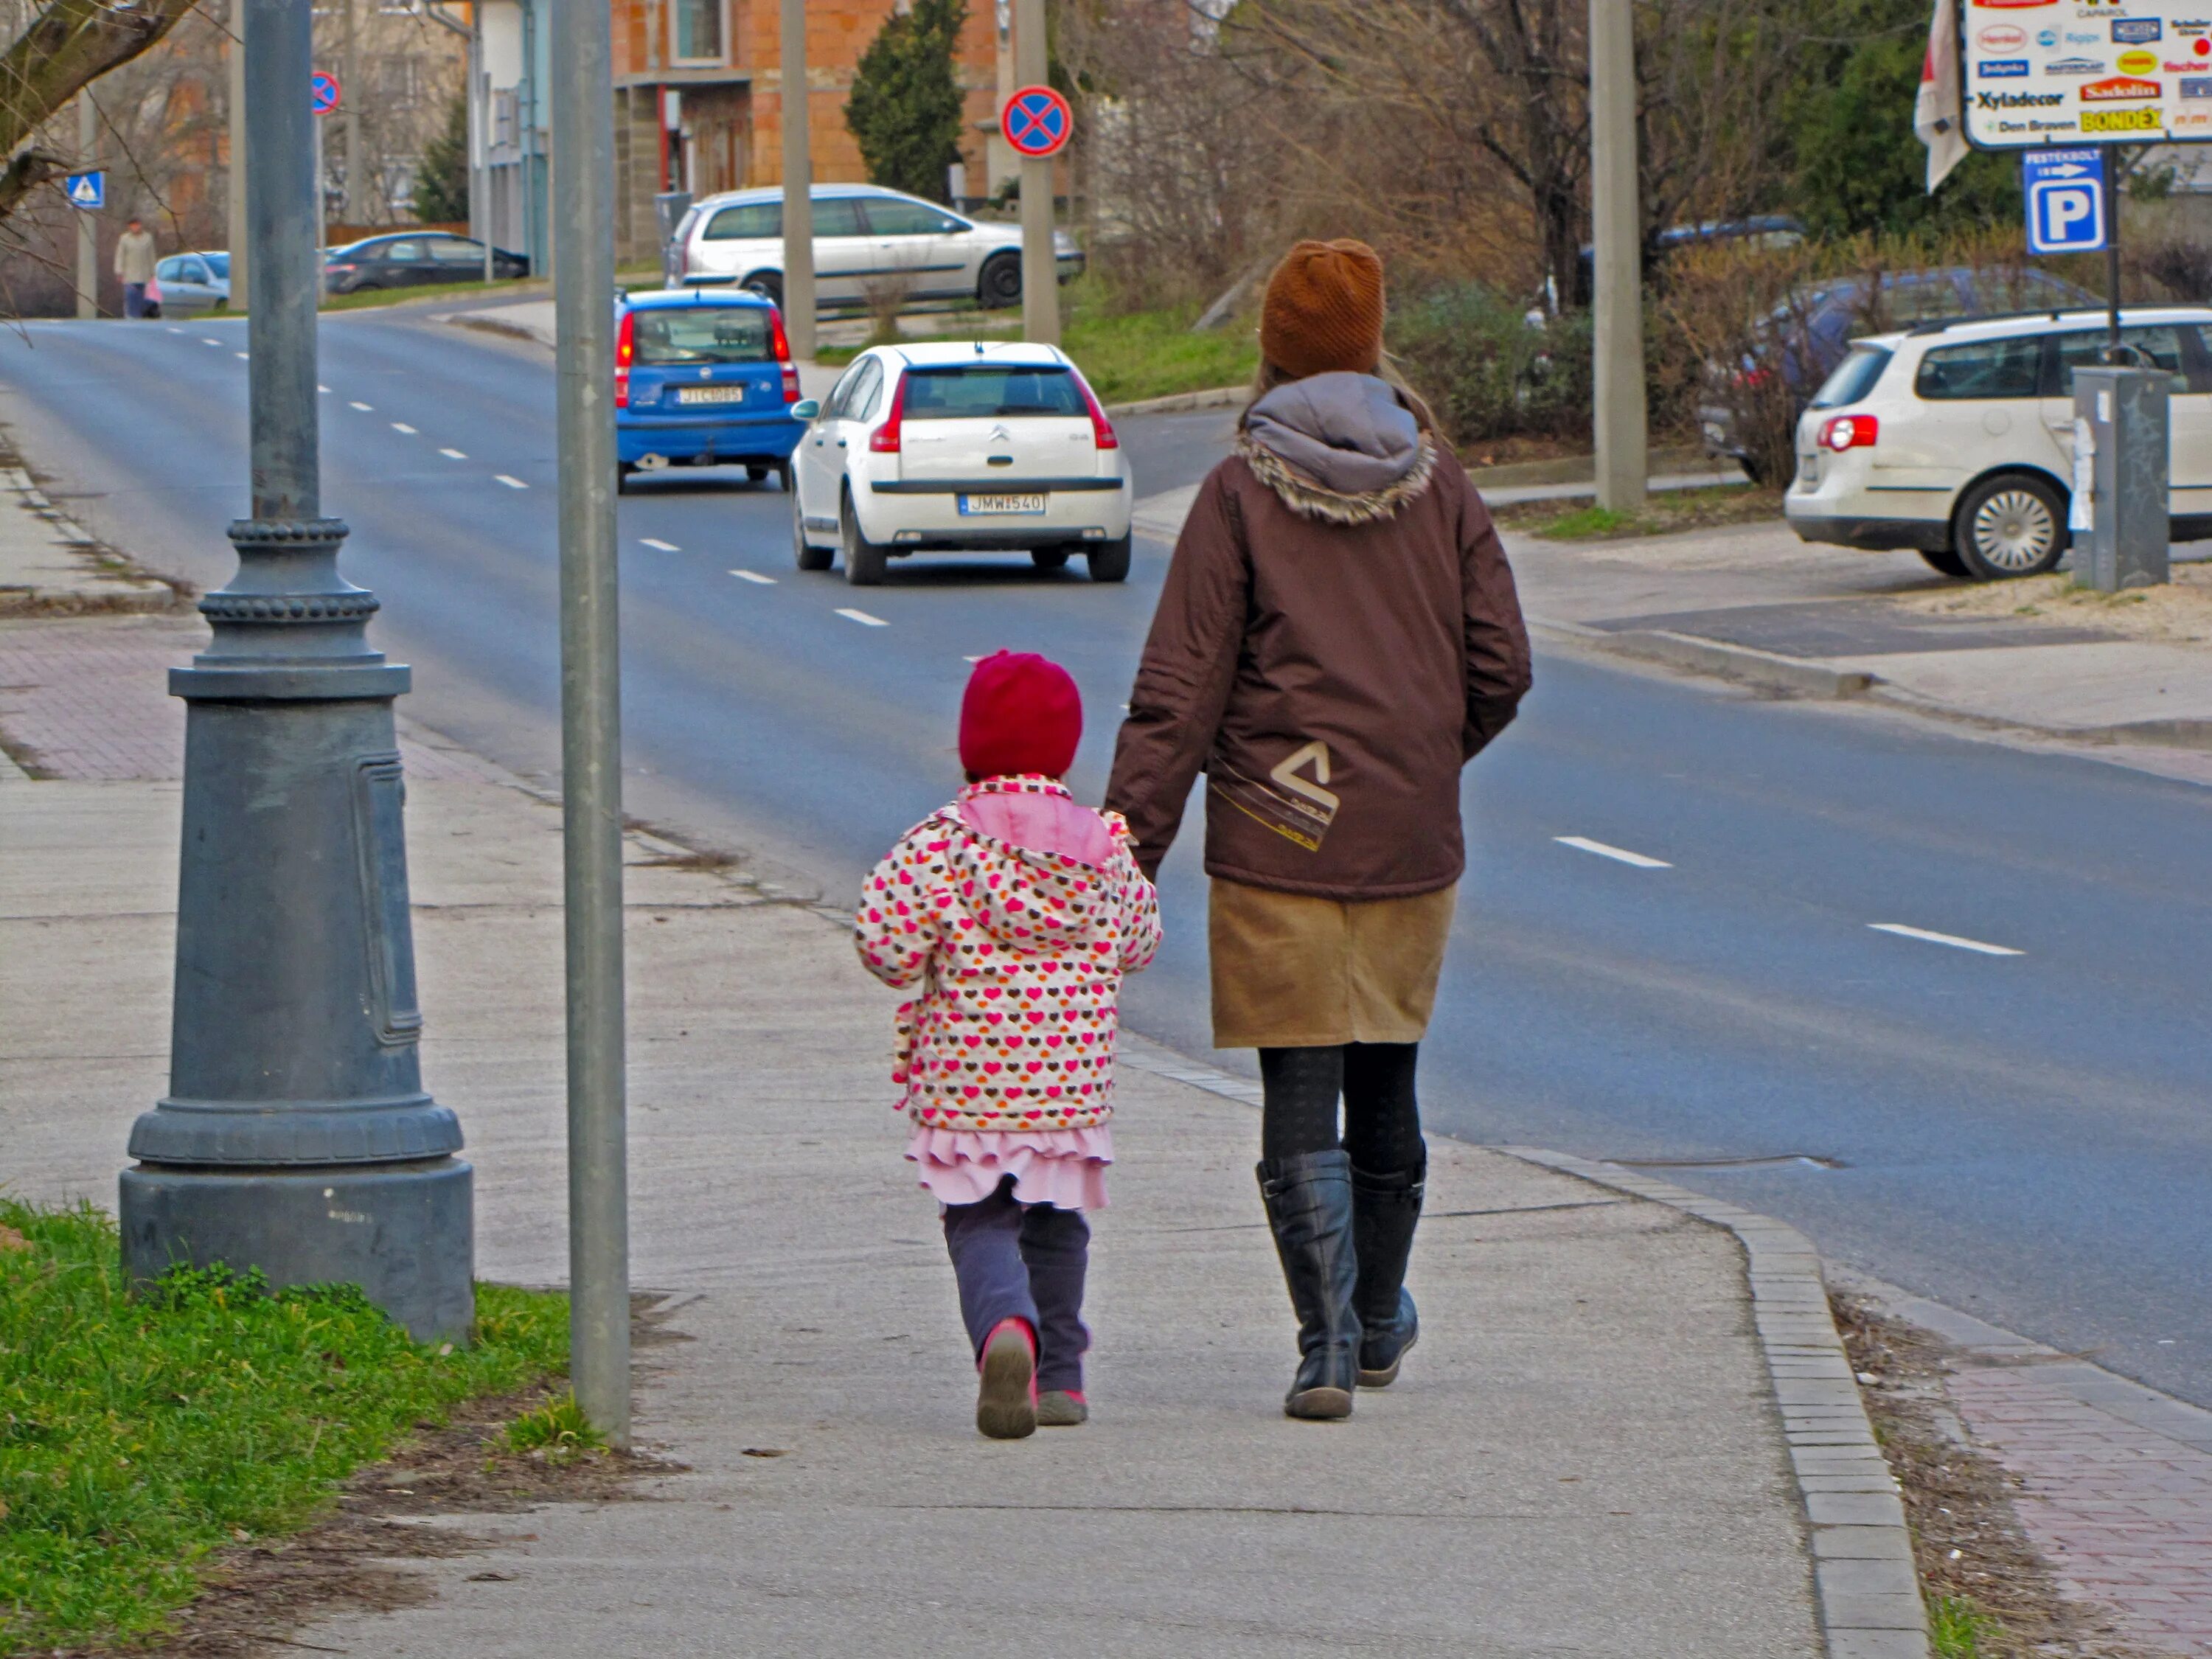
[665,184,1082,313]
[152,251,231,316]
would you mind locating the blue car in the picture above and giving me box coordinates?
[615,289,807,493]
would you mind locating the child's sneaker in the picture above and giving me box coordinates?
[1036,1388,1088,1427]
[975,1318,1037,1440]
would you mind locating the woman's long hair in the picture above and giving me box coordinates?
[1244,354,1441,437]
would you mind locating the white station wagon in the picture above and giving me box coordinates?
[1785,306,2212,580]
[789,341,1135,586]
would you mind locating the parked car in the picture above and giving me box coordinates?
[323,234,529,295]
[1703,266,2104,481]
[1570,215,1804,307]
[616,288,807,493]
[789,341,1133,585]
[152,251,230,316]
[665,184,1083,312]
[1784,305,2212,580]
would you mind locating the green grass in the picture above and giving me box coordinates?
[818,283,1259,406]
[1927,1593,2001,1657]
[504,1393,605,1461]
[316,276,542,313]
[0,1200,570,1654]
[1489,482,1785,542]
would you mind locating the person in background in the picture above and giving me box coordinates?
[114,218,158,319]
[1107,239,1531,1422]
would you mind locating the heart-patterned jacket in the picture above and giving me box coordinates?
[855,775,1162,1133]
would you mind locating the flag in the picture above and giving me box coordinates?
[1916,0,1968,192]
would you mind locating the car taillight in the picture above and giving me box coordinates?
[770,305,800,402]
[1075,371,1119,449]
[1732,366,1774,391]
[869,375,907,453]
[615,310,634,409]
[1818,414,1877,451]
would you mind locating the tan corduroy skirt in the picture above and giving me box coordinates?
[1208,877,1459,1049]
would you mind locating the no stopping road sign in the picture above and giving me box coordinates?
[1001,86,1071,159]
[2023,149,2107,254]
[312,69,341,116]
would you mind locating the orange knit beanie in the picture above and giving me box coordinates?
[1259,239,1386,380]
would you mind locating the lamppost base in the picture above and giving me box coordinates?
[119,1156,474,1343]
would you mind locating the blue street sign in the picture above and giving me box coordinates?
[63,170,104,210]
[311,69,341,116]
[2024,149,2107,254]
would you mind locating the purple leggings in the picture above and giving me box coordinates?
[941,1177,1091,1393]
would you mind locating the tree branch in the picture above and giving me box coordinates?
[1,0,201,160]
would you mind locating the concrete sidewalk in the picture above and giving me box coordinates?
[3,715,1856,1654]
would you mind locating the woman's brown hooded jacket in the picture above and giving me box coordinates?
[1105,372,1531,900]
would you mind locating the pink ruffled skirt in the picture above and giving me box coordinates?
[905,1124,1113,1211]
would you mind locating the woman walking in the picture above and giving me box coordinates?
[1105,240,1531,1419]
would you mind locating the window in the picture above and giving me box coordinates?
[810,198,866,237]
[844,359,885,422]
[378,240,425,263]
[2051,327,2191,394]
[901,366,1086,419]
[672,0,722,62]
[182,259,212,283]
[155,257,185,282]
[705,201,779,240]
[824,359,871,419]
[863,198,964,237]
[1809,346,1893,410]
[1915,335,2042,401]
[204,252,230,279]
[630,306,773,365]
[427,237,483,265]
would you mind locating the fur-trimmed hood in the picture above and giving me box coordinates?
[1237,371,1437,526]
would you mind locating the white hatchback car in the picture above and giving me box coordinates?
[790,342,1135,585]
[1785,306,2212,580]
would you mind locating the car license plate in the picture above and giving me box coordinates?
[959,493,1046,515]
[676,386,746,406]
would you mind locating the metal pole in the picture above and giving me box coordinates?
[779,0,815,358]
[550,0,631,1449]
[314,114,327,275]
[341,0,362,224]
[74,97,97,319]
[1588,0,1646,512]
[120,0,471,1344]
[1014,0,1057,343]
[2104,145,2122,361]
[228,0,249,311]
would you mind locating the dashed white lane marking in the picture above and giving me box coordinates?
[318,384,331,393]
[495,475,527,489]
[167,327,184,334]
[1556,835,1672,869]
[836,607,888,627]
[349,401,373,411]
[391,422,417,434]
[964,654,987,662]
[640,538,681,552]
[1868,922,2023,958]
[234,352,250,360]
[201,338,221,346]
[439,448,467,459]
[729,568,776,585]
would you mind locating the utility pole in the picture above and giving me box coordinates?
[74,96,97,319]
[550,0,631,1447]
[1589,0,1645,512]
[119,0,472,1343]
[228,0,248,310]
[778,0,815,359]
[1014,0,1057,344]
[341,0,363,224]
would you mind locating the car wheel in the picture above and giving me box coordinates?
[1031,546,1070,571]
[978,252,1022,311]
[744,273,785,310]
[1954,473,2067,581]
[747,465,771,484]
[793,504,833,571]
[777,462,794,493]
[841,492,888,585]
[616,463,635,495]
[1086,536,1133,583]
[1919,544,1971,580]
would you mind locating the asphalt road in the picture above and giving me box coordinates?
[7,312,2209,1409]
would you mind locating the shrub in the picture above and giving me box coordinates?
[1388,282,1593,448]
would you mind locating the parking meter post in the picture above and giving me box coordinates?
[2073,364,2170,594]
[74,97,96,319]
[1015,0,1059,346]
[1588,0,1645,512]
[550,0,633,1449]
[779,0,816,360]
[119,0,473,1343]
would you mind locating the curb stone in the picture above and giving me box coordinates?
[1102,385,1252,418]
[1529,618,1879,700]
[1110,1037,1927,1659]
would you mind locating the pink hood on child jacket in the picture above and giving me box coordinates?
[951,784,1124,956]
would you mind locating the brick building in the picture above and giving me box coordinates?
[606,0,1010,262]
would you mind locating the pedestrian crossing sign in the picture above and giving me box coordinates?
[64,170,105,209]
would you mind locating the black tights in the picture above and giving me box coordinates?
[1259,1043,1424,1172]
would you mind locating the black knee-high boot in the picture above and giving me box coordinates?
[1350,1155,1424,1387]
[1256,1149,1362,1419]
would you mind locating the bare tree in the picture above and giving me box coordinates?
[1,0,199,222]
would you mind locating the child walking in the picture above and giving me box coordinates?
[855,652,1162,1439]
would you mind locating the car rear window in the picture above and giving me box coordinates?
[900,366,1085,419]
[705,201,779,240]
[631,307,773,365]
[1915,335,2042,401]
[1809,346,1893,409]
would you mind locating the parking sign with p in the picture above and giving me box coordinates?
[2023,149,2107,254]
